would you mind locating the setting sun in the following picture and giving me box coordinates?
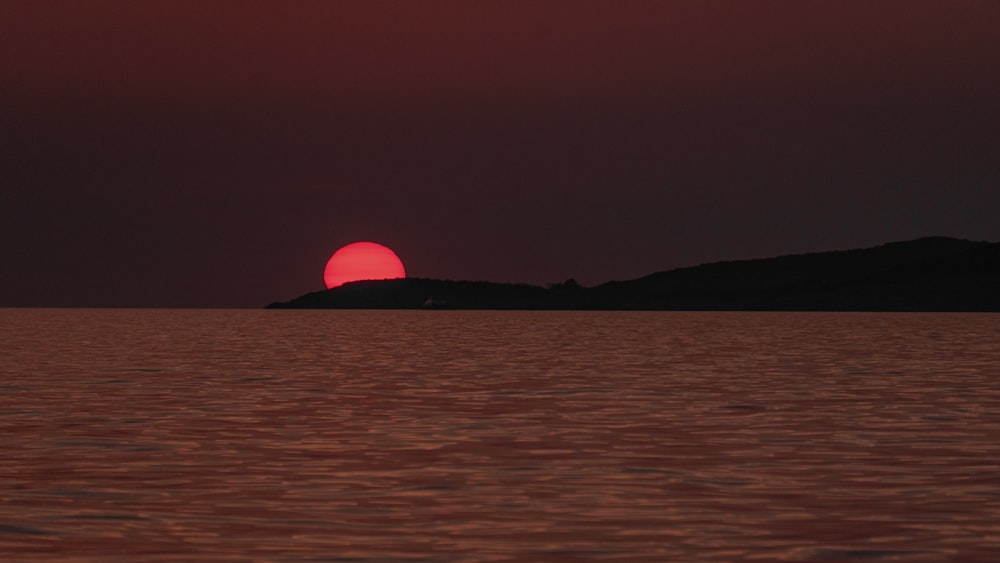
[323,242,406,289]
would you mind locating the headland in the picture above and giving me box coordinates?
[267,237,999,311]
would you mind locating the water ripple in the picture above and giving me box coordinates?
[1,309,998,560]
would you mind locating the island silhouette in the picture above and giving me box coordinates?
[267,237,999,311]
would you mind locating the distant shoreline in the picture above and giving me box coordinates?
[267,237,1000,312]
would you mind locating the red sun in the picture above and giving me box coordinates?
[323,242,406,289]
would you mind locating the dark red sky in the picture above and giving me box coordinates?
[2,1,998,307]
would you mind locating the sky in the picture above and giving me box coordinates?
[2,1,998,307]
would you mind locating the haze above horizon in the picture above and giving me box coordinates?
[2,2,998,307]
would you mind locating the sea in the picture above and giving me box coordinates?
[1,309,998,561]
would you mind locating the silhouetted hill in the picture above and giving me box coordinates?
[267,237,1000,311]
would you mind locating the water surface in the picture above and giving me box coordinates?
[2,309,999,561]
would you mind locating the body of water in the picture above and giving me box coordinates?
[2,309,999,561]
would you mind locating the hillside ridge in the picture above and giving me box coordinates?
[267,237,999,311]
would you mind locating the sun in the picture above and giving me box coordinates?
[324,242,406,289]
